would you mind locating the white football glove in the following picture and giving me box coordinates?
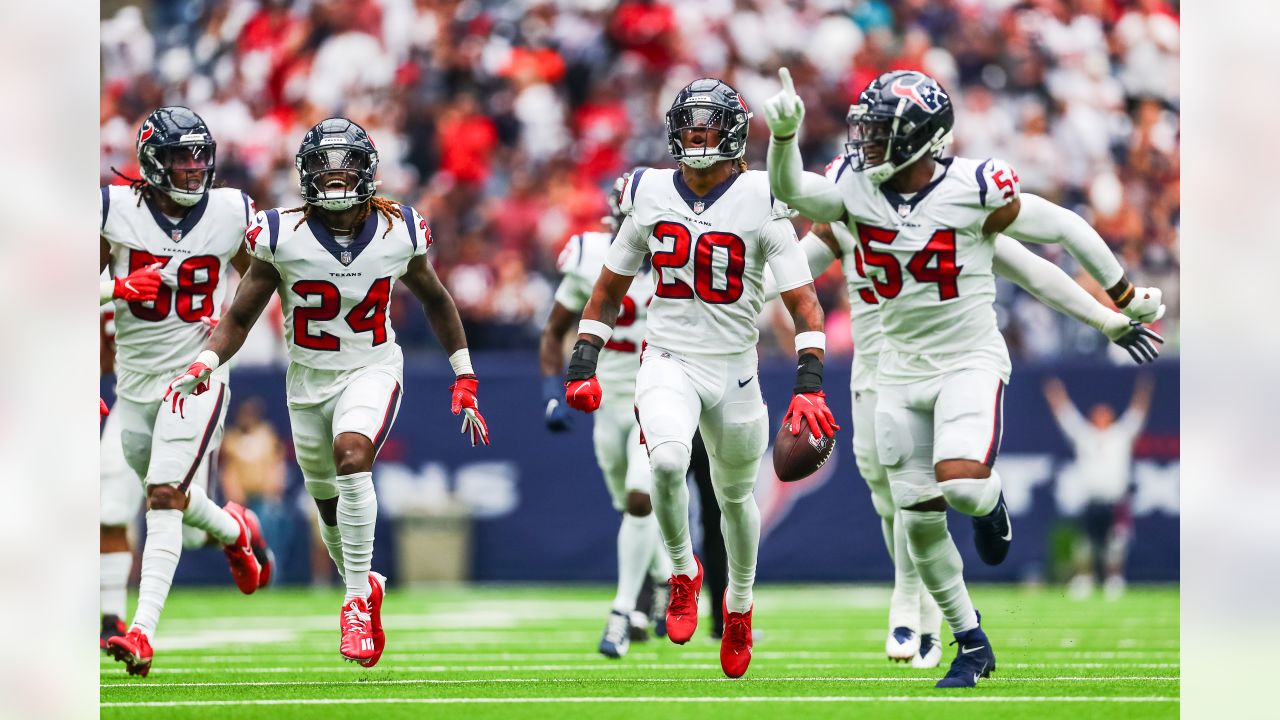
[1120,286,1165,323]
[764,67,805,139]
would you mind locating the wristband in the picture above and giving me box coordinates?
[772,133,796,144]
[578,319,613,344]
[794,352,823,394]
[100,279,115,305]
[566,339,601,381]
[794,331,826,353]
[195,349,221,372]
[448,348,474,377]
[1107,278,1135,308]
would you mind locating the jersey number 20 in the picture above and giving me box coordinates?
[292,277,392,351]
[651,221,746,304]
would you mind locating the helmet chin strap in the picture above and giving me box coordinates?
[166,188,205,206]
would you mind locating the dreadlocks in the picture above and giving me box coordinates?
[110,167,153,207]
[284,196,404,237]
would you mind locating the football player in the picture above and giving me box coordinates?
[765,68,1164,687]
[100,107,273,676]
[540,175,673,659]
[166,118,490,667]
[564,78,837,679]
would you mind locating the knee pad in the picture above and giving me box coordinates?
[938,470,1002,517]
[874,406,913,469]
[709,402,769,467]
[305,476,338,501]
[120,430,153,479]
[648,441,691,485]
[864,474,896,520]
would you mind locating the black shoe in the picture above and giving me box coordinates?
[935,613,996,688]
[100,613,126,652]
[971,492,1012,565]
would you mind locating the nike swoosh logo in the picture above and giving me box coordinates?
[737,376,753,387]
[960,645,986,654]
[1000,507,1013,542]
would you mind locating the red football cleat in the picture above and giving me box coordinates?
[720,598,754,678]
[340,596,376,663]
[100,614,126,652]
[240,505,275,588]
[221,502,262,595]
[360,572,387,668]
[106,627,154,677]
[665,556,703,645]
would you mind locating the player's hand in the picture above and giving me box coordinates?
[112,262,164,302]
[163,361,214,417]
[100,398,109,417]
[1102,315,1163,364]
[1119,286,1165,324]
[450,375,490,446]
[783,390,839,440]
[764,67,805,139]
[542,376,572,432]
[200,316,219,335]
[565,376,603,413]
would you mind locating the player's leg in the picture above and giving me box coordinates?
[100,405,143,648]
[689,430,727,638]
[330,369,401,665]
[634,348,704,644]
[289,399,344,583]
[854,388,920,661]
[1102,501,1131,599]
[699,352,769,679]
[877,380,993,688]
[634,426,673,638]
[933,369,1010,566]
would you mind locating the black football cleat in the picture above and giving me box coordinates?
[935,612,996,689]
[971,492,1012,565]
[100,614,126,652]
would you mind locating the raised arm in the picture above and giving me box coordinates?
[992,235,1162,364]
[764,68,846,222]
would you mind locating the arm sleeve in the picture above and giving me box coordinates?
[766,137,846,222]
[763,218,813,294]
[603,215,648,277]
[992,235,1113,332]
[762,231,836,301]
[1001,193,1125,288]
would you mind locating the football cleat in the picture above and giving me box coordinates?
[100,614,126,652]
[360,572,387,668]
[665,556,704,644]
[971,492,1012,566]
[650,582,669,638]
[599,610,631,659]
[935,612,996,689]
[221,502,262,594]
[886,626,919,662]
[240,506,275,588]
[913,633,942,669]
[339,596,376,663]
[106,627,153,677]
[628,611,651,643]
[719,598,753,679]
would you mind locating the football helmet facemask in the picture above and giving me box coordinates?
[296,118,379,212]
[846,70,954,184]
[602,172,630,230]
[665,78,751,170]
[136,106,217,207]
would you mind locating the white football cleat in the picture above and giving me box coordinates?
[598,610,630,659]
[912,632,942,669]
[886,626,919,662]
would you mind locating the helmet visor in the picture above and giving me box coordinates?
[845,106,896,170]
[156,144,215,192]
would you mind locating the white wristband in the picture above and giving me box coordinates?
[794,331,826,353]
[448,348,474,376]
[100,279,115,305]
[195,349,221,371]
[578,319,613,344]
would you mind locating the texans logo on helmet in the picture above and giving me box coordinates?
[138,121,155,143]
[889,75,944,113]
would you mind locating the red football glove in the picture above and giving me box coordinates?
[450,375,490,446]
[163,361,214,417]
[113,262,164,302]
[100,398,109,417]
[783,391,839,440]
[565,376,603,413]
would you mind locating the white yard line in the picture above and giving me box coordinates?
[101,676,1179,689]
[101,695,1179,708]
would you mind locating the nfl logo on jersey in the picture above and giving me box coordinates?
[171,228,183,241]
[340,250,353,265]
[692,200,706,214]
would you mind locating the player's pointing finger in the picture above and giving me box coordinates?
[779,67,796,98]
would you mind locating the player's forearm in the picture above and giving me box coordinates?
[781,285,826,363]
[539,303,577,377]
[204,301,259,363]
[766,137,845,222]
[993,235,1112,332]
[1002,193,1125,289]
[422,292,469,356]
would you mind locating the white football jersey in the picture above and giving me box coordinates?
[247,203,430,372]
[554,231,653,398]
[611,168,808,356]
[101,185,253,400]
[833,155,1020,383]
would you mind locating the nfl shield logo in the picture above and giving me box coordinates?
[897,203,911,218]
[171,228,183,241]
[340,250,353,265]
[692,200,705,215]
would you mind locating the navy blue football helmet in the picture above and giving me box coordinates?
[136,106,216,206]
[664,78,751,169]
[846,70,954,184]
[296,118,379,211]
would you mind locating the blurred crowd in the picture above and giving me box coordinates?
[101,0,1179,363]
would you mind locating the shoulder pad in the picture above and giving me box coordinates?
[617,166,650,216]
[556,234,584,274]
[395,204,432,252]
[244,209,284,260]
[975,158,1021,209]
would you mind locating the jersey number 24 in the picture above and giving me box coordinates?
[292,278,392,351]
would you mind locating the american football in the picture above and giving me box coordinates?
[773,416,836,482]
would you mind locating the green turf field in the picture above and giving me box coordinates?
[99,583,1178,719]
